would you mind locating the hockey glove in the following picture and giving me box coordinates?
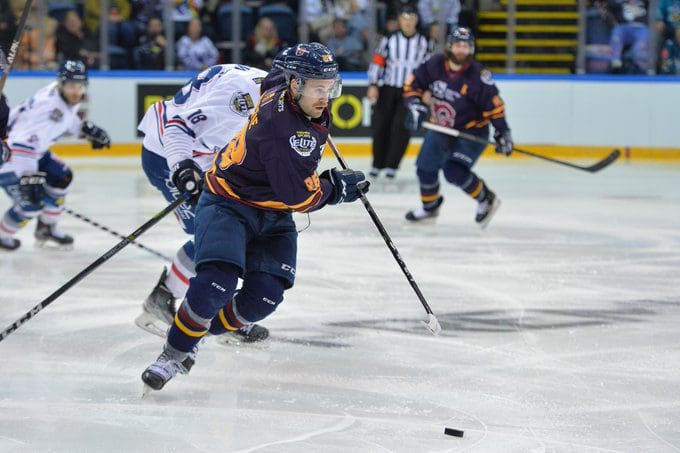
[494,129,514,157]
[320,168,369,205]
[1,140,9,165]
[18,172,46,205]
[404,101,429,132]
[171,159,203,201]
[81,121,111,150]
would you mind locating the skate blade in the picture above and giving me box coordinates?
[478,198,501,230]
[214,332,270,349]
[34,240,74,251]
[142,384,155,397]
[134,312,169,338]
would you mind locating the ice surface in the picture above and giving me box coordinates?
[1,156,679,452]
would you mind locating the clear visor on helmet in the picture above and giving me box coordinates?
[60,80,87,97]
[298,76,342,100]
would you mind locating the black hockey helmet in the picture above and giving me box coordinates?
[57,60,88,85]
[447,27,475,54]
[272,43,342,99]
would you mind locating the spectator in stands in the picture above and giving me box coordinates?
[56,10,100,68]
[134,16,166,69]
[131,0,164,35]
[659,25,680,73]
[655,0,680,40]
[326,18,365,71]
[177,17,218,70]
[172,0,204,39]
[598,0,649,73]
[418,0,461,33]
[334,0,370,41]
[84,0,136,49]
[13,1,57,70]
[301,0,335,42]
[244,17,286,70]
[0,0,17,55]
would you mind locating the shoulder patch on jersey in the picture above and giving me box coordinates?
[49,108,64,122]
[480,69,495,86]
[289,131,317,157]
[229,92,255,117]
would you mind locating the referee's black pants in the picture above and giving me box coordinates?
[371,85,411,171]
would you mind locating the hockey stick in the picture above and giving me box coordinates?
[422,122,620,173]
[0,197,186,342]
[64,207,172,262]
[326,135,442,336]
[0,0,34,94]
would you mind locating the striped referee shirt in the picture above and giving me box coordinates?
[367,31,430,88]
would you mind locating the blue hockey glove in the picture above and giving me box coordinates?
[81,121,111,150]
[1,140,9,165]
[320,168,369,205]
[171,159,203,201]
[494,129,513,157]
[18,172,46,205]
[404,101,429,132]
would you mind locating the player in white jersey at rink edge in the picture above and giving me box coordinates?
[135,64,273,344]
[0,60,111,251]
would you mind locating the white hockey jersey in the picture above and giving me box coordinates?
[138,64,268,172]
[1,82,83,176]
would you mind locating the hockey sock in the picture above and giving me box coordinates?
[39,184,68,225]
[167,261,239,353]
[165,240,196,299]
[442,161,487,202]
[416,169,440,208]
[209,272,285,335]
[0,208,33,237]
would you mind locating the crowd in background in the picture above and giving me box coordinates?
[0,0,679,74]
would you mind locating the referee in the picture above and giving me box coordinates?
[367,5,429,179]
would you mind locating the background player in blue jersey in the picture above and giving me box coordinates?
[402,27,513,228]
[141,43,369,392]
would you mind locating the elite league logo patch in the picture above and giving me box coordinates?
[480,69,495,86]
[229,92,255,117]
[289,131,317,157]
[49,108,64,122]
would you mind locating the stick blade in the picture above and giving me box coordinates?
[422,314,442,336]
[585,149,621,173]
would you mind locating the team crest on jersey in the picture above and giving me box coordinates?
[49,108,63,122]
[480,69,495,86]
[289,131,317,157]
[229,92,255,117]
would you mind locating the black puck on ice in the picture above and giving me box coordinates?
[444,427,464,438]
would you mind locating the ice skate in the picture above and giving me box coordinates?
[475,191,501,229]
[134,268,176,337]
[0,236,20,251]
[141,349,190,393]
[215,323,270,347]
[34,220,74,250]
[405,196,444,222]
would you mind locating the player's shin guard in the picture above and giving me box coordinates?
[166,262,239,353]
[165,240,196,299]
[0,207,36,250]
[35,186,73,248]
[406,169,442,221]
[209,272,283,342]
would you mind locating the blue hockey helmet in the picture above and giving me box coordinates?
[447,27,475,54]
[272,43,342,99]
[57,60,88,84]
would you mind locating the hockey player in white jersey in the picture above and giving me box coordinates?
[0,60,110,251]
[135,63,272,343]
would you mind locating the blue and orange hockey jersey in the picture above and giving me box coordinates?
[403,54,510,136]
[205,86,334,213]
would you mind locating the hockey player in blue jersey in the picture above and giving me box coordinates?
[141,43,369,392]
[403,27,513,228]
